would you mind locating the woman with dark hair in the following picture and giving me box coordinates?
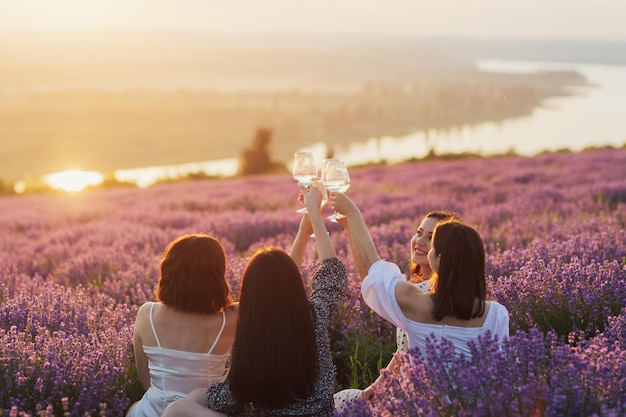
[162,184,348,417]
[334,210,462,409]
[330,193,509,409]
[408,210,463,291]
[127,234,238,417]
[223,248,319,408]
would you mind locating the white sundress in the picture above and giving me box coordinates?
[126,303,229,417]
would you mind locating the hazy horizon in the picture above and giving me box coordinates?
[1,0,626,42]
[2,0,626,193]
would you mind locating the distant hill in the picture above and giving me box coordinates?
[429,37,626,65]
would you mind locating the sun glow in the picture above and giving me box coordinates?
[44,170,104,192]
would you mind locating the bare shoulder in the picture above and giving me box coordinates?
[396,280,420,294]
[133,302,155,340]
[395,281,431,320]
[395,281,421,307]
[136,301,154,320]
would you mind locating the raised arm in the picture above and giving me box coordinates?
[288,183,332,266]
[288,213,314,268]
[302,184,336,261]
[330,192,381,278]
[336,215,368,279]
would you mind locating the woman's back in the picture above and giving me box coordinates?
[126,302,237,417]
[141,302,236,354]
[362,260,509,357]
[401,299,510,356]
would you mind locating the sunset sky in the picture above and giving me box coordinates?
[1,0,625,40]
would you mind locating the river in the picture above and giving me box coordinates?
[62,60,626,189]
[334,59,626,167]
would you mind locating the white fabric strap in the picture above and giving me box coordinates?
[207,311,226,354]
[148,302,162,348]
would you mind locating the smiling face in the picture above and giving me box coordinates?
[410,216,440,268]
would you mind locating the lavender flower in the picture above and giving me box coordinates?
[1,148,625,414]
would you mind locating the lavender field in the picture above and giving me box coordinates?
[1,148,625,416]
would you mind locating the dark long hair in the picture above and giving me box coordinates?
[228,247,317,408]
[409,210,462,282]
[430,221,486,321]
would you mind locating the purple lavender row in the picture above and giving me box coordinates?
[1,148,625,415]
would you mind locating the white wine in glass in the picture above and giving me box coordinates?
[292,152,318,186]
[292,152,318,213]
[321,158,350,220]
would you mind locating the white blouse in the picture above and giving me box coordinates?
[362,260,510,357]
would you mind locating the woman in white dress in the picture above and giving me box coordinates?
[333,210,462,410]
[330,193,509,412]
[126,234,238,417]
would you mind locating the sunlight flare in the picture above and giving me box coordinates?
[44,170,104,192]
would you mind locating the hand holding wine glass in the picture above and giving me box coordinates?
[302,182,325,214]
[321,158,350,221]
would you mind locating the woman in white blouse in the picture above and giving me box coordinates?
[330,192,509,408]
[333,210,462,410]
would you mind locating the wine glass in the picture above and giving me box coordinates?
[321,158,350,221]
[292,152,318,214]
[292,152,318,185]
